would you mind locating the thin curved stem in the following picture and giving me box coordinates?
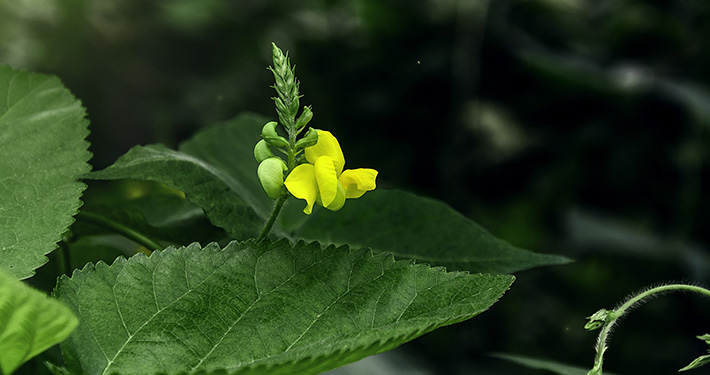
[256,193,288,243]
[76,211,163,252]
[587,284,710,375]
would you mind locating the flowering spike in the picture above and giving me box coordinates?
[269,43,300,131]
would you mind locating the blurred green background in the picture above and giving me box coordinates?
[3,0,710,374]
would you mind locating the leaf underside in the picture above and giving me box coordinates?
[0,64,91,279]
[57,240,514,375]
[0,268,78,374]
[88,113,570,274]
[87,113,271,240]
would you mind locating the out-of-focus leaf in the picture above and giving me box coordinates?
[57,240,513,375]
[87,113,270,241]
[0,268,78,374]
[0,65,91,279]
[491,353,622,375]
[75,187,228,247]
[323,350,431,375]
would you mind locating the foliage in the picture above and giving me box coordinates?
[2,1,710,373]
[0,47,565,374]
[57,240,512,375]
[0,65,90,280]
[0,268,78,374]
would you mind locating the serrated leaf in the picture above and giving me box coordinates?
[0,268,78,374]
[0,65,91,279]
[88,113,569,274]
[282,190,572,274]
[56,240,513,375]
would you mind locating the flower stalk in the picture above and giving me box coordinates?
[254,42,378,239]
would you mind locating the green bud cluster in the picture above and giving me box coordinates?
[255,43,320,200]
[269,43,301,130]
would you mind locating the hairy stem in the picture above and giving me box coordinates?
[588,284,710,375]
[76,211,163,252]
[256,193,288,243]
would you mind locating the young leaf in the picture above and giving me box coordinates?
[0,65,91,279]
[282,190,572,274]
[56,240,513,375]
[89,113,569,274]
[679,334,710,372]
[0,268,78,374]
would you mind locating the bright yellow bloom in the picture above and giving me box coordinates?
[284,131,378,214]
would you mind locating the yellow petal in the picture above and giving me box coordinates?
[314,156,339,207]
[325,181,347,211]
[284,164,317,214]
[305,131,345,175]
[339,168,378,199]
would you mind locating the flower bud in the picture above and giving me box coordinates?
[289,95,300,115]
[273,98,288,114]
[257,157,287,199]
[261,121,289,148]
[584,309,610,331]
[295,128,319,149]
[295,106,313,129]
[253,140,274,163]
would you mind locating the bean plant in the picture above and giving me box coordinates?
[0,43,705,375]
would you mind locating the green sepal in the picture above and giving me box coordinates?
[262,121,289,148]
[295,128,319,149]
[258,157,288,199]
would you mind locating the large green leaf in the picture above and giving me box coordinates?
[88,114,569,274]
[281,190,571,274]
[0,65,91,279]
[56,240,513,375]
[0,268,78,374]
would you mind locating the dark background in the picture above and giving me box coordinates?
[3,0,710,374]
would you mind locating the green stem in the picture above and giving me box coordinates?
[76,211,163,252]
[587,284,710,375]
[256,193,288,243]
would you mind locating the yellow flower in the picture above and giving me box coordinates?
[284,131,378,214]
